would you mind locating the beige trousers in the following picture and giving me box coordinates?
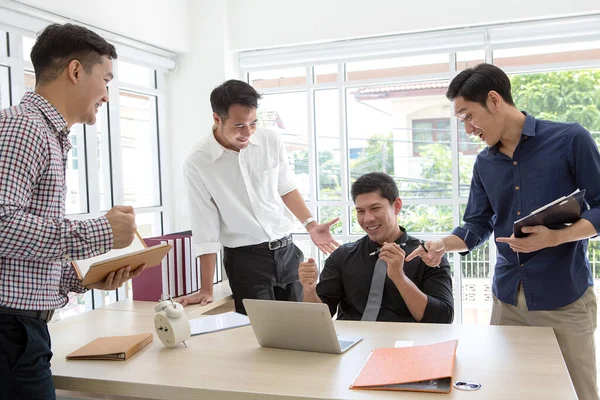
[491,285,598,400]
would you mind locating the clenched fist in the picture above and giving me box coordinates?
[298,258,319,292]
[105,206,137,249]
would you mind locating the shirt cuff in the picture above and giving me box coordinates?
[581,208,600,236]
[421,295,454,323]
[451,226,482,256]
[195,242,222,256]
[62,261,88,293]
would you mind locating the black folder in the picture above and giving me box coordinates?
[513,189,586,238]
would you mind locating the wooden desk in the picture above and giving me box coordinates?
[49,309,576,399]
[99,282,232,317]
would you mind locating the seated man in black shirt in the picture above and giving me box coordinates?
[299,172,454,323]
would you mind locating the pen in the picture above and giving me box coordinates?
[419,239,429,253]
[369,243,406,256]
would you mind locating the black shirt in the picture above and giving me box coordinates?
[316,227,454,323]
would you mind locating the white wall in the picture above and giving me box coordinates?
[12,0,190,52]
[166,0,237,231]
[227,0,600,50]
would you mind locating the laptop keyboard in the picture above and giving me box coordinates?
[338,339,354,351]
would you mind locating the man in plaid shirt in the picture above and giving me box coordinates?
[0,24,142,399]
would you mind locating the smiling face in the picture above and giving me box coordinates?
[453,93,504,148]
[355,191,402,245]
[70,55,112,125]
[213,104,257,151]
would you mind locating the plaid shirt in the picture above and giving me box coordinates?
[0,92,113,311]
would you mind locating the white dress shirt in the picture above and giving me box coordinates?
[184,127,297,256]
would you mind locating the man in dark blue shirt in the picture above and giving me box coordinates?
[299,172,454,323]
[407,63,600,400]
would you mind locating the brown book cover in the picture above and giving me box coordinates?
[66,333,153,361]
[350,340,458,393]
[72,232,173,286]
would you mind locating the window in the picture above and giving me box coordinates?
[118,61,156,88]
[249,67,306,89]
[0,66,10,109]
[64,125,88,214]
[0,26,171,320]
[0,30,7,57]
[241,17,600,329]
[119,90,161,208]
[412,119,450,156]
[346,53,450,81]
[23,70,35,92]
[314,89,341,200]
[21,36,34,62]
[347,80,452,200]
[258,91,309,205]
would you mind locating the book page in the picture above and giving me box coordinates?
[73,233,146,279]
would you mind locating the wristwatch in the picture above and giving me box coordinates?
[302,217,316,228]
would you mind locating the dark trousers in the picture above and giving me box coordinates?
[224,242,304,315]
[0,314,55,400]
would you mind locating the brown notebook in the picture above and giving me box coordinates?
[72,232,173,286]
[350,340,458,393]
[66,333,153,361]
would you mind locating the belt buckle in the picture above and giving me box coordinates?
[268,239,280,251]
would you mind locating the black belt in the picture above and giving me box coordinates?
[255,234,293,251]
[0,306,55,323]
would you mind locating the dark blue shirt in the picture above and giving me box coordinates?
[453,113,600,311]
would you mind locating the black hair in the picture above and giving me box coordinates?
[351,172,399,204]
[210,79,262,120]
[31,23,117,84]
[446,63,514,107]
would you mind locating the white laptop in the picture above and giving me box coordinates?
[243,299,362,354]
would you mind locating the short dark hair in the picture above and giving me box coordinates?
[446,63,514,107]
[351,172,399,205]
[31,23,117,84]
[210,80,262,120]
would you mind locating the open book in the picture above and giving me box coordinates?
[350,340,458,393]
[514,189,586,238]
[66,333,153,361]
[72,233,173,286]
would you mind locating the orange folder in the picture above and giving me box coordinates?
[66,333,153,361]
[350,340,458,393]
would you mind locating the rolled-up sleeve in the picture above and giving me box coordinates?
[567,124,600,233]
[452,159,495,255]
[316,256,344,317]
[184,159,221,256]
[276,134,297,196]
[420,255,454,323]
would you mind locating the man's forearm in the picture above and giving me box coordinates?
[442,234,469,253]
[302,289,322,303]
[392,276,428,321]
[555,218,597,245]
[199,253,217,293]
[281,189,312,225]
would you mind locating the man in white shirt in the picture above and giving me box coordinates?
[178,79,339,314]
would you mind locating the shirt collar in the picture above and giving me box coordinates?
[208,127,264,162]
[489,111,536,155]
[208,128,226,162]
[21,92,71,152]
[367,226,409,253]
[521,112,537,137]
[21,92,69,135]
